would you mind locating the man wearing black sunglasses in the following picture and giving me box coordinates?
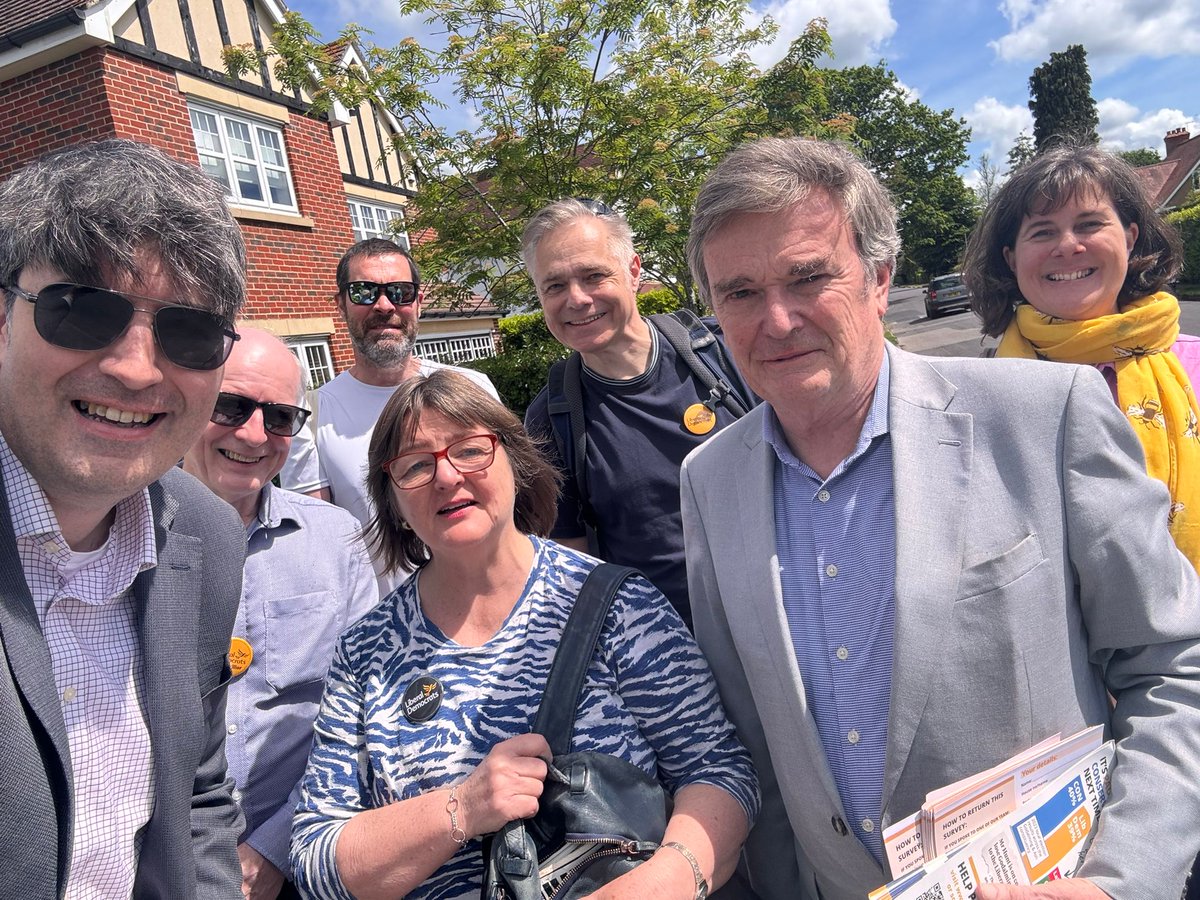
[280,237,497,594]
[184,328,377,900]
[0,140,248,896]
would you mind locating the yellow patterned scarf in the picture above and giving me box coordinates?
[996,292,1200,566]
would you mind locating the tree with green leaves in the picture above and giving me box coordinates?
[231,4,784,313]
[1006,131,1036,175]
[760,57,977,282]
[1028,44,1099,151]
[1117,148,1162,167]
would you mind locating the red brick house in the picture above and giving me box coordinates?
[0,0,500,386]
[1135,127,1200,212]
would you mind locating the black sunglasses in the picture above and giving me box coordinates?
[345,280,419,306]
[7,282,238,371]
[211,392,311,437]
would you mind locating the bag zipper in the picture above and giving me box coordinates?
[546,837,657,900]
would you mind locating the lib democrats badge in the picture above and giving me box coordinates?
[683,402,717,435]
[402,676,444,723]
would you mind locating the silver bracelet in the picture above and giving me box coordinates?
[446,786,467,846]
[661,841,709,900]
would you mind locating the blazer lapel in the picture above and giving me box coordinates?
[135,482,203,803]
[730,414,847,812]
[881,346,973,819]
[0,470,75,873]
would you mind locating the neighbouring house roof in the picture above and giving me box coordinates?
[0,0,90,43]
[1135,130,1200,210]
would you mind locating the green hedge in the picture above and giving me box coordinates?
[1167,205,1200,285]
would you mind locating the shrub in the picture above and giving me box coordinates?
[1167,205,1200,287]
[465,311,567,418]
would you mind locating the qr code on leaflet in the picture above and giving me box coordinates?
[916,884,945,900]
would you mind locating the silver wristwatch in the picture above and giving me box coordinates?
[663,841,709,900]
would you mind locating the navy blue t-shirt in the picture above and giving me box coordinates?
[525,322,755,630]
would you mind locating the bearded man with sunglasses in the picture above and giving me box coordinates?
[0,140,248,897]
[280,237,497,594]
[183,327,377,900]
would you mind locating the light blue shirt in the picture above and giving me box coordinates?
[226,484,378,873]
[766,354,895,863]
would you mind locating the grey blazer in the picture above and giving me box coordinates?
[0,466,245,898]
[682,344,1200,900]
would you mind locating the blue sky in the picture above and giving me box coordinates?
[287,0,1200,185]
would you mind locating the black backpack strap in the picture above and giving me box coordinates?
[546,354,599,546]
[649,310,750,418]
[533,563,637,756]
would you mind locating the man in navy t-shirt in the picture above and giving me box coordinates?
[522,199,754,630]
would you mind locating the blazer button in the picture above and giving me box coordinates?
[831,816,849,836]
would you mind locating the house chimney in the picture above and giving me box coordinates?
[1165,127,1191,156]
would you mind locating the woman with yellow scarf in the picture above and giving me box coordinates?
[964,144,1199,567]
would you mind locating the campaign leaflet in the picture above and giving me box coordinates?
[882,726,1103,877]
[870,742,1113,900]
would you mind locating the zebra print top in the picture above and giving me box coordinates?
[290,536,759,900]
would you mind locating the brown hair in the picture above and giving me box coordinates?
[963,142,1183,337]
[364,370,561,573]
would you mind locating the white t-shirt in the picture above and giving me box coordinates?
[279,359,498,593]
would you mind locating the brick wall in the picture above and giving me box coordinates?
[0,48,116,179]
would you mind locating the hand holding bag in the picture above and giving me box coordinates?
[481,564,671,900]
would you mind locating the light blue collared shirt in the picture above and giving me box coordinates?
[225,483,378,873]
[766,354,896,863]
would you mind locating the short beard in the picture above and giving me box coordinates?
[349,319,417,369]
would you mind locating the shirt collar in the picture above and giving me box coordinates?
[247,482,301,539]
[0,430,157,580]
[763,350,891,476]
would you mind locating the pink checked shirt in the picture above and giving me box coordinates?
[0,434,156,899]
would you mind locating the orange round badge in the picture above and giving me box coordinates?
[229,637,253,677]
[683,402,717,435]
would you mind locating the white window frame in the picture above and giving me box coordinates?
[348,198,410,248]
[415,332,496,365]
[286,337,335,391]
[189,103,299,213]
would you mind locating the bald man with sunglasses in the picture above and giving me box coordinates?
[280,238,498,594]
[184,328,377,900]
[0,140,248,897]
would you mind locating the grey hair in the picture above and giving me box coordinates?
[521,199,637,283]
[687,137,901,303]
[0,139,246,320]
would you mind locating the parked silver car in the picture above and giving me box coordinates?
[924,273,972,319]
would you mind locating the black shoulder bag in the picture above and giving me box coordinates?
[481,563,671,900]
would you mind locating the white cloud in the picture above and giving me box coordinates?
[1097,99,1200,152]
[748,0,897,69]
[964,96,1033,159]
[991,0,1200,73]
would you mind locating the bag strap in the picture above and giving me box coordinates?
[649,310,750,418]
[533,563,637,756]
[546,354,600,548]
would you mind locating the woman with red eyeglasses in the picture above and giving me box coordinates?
[290,369,757,900]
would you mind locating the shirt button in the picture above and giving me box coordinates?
[817,489,831,503]
[847,729,860,745]
[227,724,238,735]
[62,686,77,703]
[825,564,838,578]
[42,539,62,554]
[861,818,875,833]
[836,646,849,661]
[232,789,242,802]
